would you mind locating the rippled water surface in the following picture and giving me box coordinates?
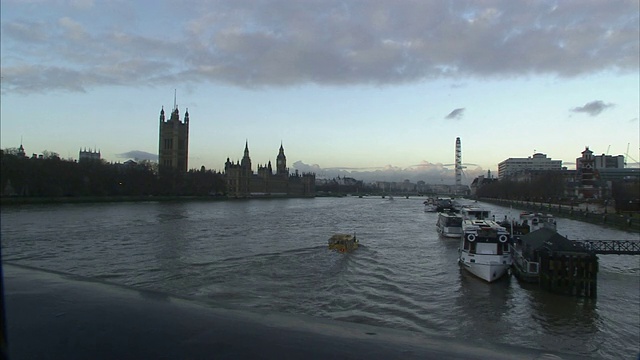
[2,197,639,359]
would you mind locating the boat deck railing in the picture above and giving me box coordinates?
[512,247,540,275]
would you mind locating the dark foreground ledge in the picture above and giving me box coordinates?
[2,263,579,360]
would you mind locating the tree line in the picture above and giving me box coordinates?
[475,172,639,212]
[1,149,226,198]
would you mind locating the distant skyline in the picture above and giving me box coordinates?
[1,0,638,183]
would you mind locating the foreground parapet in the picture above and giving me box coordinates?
[2,264,583,360]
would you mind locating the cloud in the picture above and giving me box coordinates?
[570,100,615,116]
[445,108,465,120]
[1,0,638,93]
[116,150,157,161]
[292,160,484,184]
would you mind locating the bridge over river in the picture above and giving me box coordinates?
[572,240,640,255]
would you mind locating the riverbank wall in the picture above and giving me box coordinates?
[0,194,318,206]
[481,198,640,233]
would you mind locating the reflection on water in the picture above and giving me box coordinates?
[454,268,514,343]
[528,287,599,356]
[1,197,638,359]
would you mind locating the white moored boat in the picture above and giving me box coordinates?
[458,207,512,282]
[436,212,463,238]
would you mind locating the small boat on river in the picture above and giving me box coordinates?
[328,234,359,253]
[436,212,463,238]
[423,198,438,212]
[458,207,512,283]
[436,197,457,212]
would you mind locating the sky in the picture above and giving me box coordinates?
[1,0,639,184]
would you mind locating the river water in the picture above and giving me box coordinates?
[1,197,638,359]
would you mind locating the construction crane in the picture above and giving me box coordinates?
[625,142,639,167]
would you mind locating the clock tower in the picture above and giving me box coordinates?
[276,142,288,176]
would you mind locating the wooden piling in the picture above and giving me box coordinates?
[538,253,598,298]
[516,228,599,298]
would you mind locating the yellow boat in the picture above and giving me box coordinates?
[328,233,358,253]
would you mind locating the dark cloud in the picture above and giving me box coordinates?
[570,100,615,116]
[2,0,638,93]
[445,108,465,120]
[117,150,157,161]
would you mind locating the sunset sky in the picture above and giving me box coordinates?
[1,0,638,182]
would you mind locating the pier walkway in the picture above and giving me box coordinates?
[572,240,640,255]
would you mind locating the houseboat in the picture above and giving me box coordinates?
[436,212,463,238]
[459,210,512,282]
[510,227,598,297]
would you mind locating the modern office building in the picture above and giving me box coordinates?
[498,153,562,179]
[593,154,625,169]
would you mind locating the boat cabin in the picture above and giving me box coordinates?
[462,220,511,255]
[461,207,491,220]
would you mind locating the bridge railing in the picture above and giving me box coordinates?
[572,240,640,255]
[480,198,640,233]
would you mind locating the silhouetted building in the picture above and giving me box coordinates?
[593,154,625,169]
[79,148,101,162]
[470,173,498,196]
[224,142,315,198]
[576,147,597,199]
[17,144,26,158]
[158,105,189,173]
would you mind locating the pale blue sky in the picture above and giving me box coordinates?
[1,0,638,183]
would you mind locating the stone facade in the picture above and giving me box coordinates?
[79,148,101,162]
[225,142,315,198]
[158,106,189,173]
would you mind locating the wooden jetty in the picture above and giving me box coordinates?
[512,228,598,298]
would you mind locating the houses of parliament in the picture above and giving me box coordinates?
[158,104,315,198]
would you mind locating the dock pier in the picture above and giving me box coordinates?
[511,228,600,298]
[538,253,598,298]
